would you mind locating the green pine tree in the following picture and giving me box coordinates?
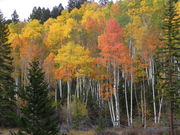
[0,12,16,127]
[11,10,19,23]
[67,0,87,11]
[156,0,180,135]
[15,59,59,135]
[0,12,8,44]
[99,0,109,6]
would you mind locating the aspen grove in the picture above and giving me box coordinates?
[0,0,179,134]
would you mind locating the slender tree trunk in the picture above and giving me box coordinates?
[141,84,144,126]
[134,84,140,120]
[143,80,147,128]
[151,59,157,124]
[76,77,79,99]
[124,78,130,126]
[169,58,174,135]
[55,86,57,103]
[130,73,133,126]
[97,82,101,105]
[67,81,71,108]
[59,79,62,98]
[158,97,163,123]
[15,77,18,100]
[109,95,116,127]
[108,99,115,126]
[85,79,90,105]
[55,85,58,110]
[67,81,71,125]
[113,64,120,126]
[80,78,82,96]
[169,101,174,135]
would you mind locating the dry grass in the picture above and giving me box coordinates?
[0,129,95,135]
[67,130,95,135]
[0,128,17,135]
[2,128,180,135]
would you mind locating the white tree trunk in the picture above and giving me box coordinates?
[108,95,116,126]
[141,84,144,125]
[15,77,18,100]
[113,64,120,126]
[157,97,163,123]
[125,77,130,126]
[80,78,82,96]
[143,80,147,128]
[130,73,133,125]
[59,79,62,98]
[151,60,157,124]
[55,85,58,110]
[76,77,79,99]
[67,81,71,108]
[55,87,57,103]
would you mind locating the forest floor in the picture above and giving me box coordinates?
[0,128,122,135]
[1,127,180,135]
[0,128,17,135]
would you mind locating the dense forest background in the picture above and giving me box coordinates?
[0,0,179,135]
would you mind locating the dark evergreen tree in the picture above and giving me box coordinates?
[51,6,60,18]
[14,59,59,135]
[6,19,12,24]
[0,12,16,126]
[99,0,109,6]
[51,4,64,18]
[11,10,19,23]
[41,8,51,23]
[57,3,64,14]
[173,0,178,3]
[0,13,8,44]
[156,0,180,135]
[29,4,63,23]
[67,0,87,11]
[29,7,38,20]
[29,7,43,23]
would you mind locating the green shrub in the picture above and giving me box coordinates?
[69,98,88,129]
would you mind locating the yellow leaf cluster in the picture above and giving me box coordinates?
[43,18,57,32]
[21,19,43,39]
[8,22,25,43]
[82,10,105,25]
[55,42,94,79]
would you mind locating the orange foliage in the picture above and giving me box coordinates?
[99,83,115,100]
[55,64,76,81]
[98,18,132,72]
[133,56,149,83]
[43,53,56,86]
[111,3,121,17]
[84,17,106,34]
[141,28,163,61]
